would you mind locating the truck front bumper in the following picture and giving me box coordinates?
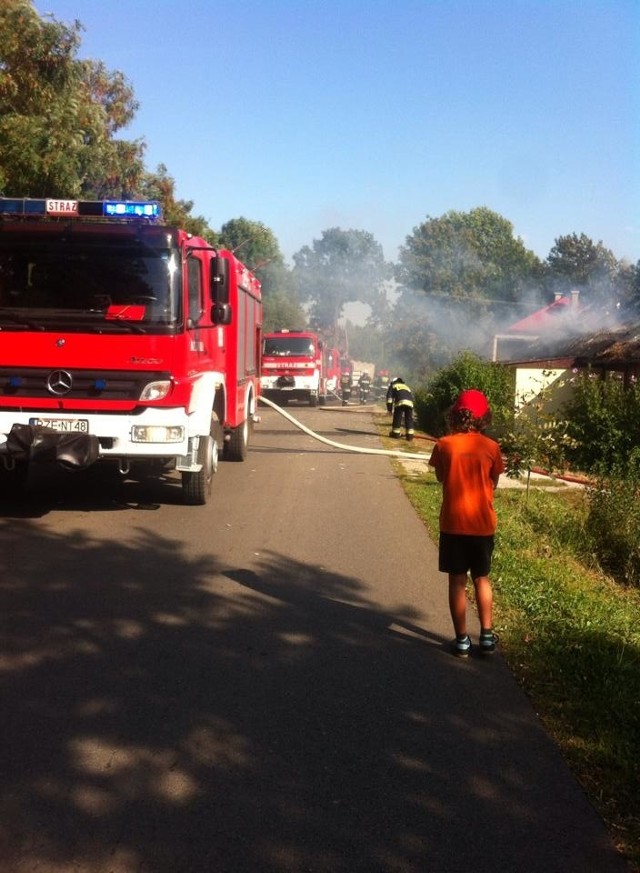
[1,423,99,470]
[0,407,200,470]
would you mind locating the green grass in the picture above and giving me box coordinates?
[388,444,640,870]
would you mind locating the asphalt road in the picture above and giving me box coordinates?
[0,402,630,873]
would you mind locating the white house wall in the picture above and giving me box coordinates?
[515,367,575,418]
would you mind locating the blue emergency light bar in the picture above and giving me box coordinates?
[0,197,162,221]
[103,201,161,218]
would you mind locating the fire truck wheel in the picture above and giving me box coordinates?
[309,391,319,407]
[224,417,250,462]
[181,422,221,505]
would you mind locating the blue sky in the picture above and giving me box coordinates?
[35,0,639,267]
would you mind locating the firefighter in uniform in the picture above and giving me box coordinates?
[340,371,353,406]
[358,370,372,403]
[386,377,415,440]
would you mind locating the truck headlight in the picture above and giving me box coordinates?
[131,426,185,443]
[139,380,172,401]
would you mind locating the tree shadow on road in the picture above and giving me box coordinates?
[0,523,627,873]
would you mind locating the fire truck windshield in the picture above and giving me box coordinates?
[0,231,180,332]
[264,336,315,356]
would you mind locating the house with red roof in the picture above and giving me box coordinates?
[491,291,640,419]
[492,291,582,362]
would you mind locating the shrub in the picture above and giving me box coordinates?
[500,413,578,481]
[563,373,640,475]
[586,471,640,587]
[417,351,514,437]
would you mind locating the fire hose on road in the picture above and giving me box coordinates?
[258,395,432,462]
[257,396,586,486]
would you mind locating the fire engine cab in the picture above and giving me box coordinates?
[0,197,262,504]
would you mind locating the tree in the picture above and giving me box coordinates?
[546,233,624,310]
[217,217,303,328]
[76,60,145,199]
[382,287,455,381]
[218,217,287,293]
[262,290,307,333]
[292,228,390,332]
[0,0,144,198]
[619,260,640,318]
[343,322,385,365]
[393,208,543,367]
[396,207,542,304]
[139,164,217,242]
[218,217,281,268]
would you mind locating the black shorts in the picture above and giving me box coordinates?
[438,532,495,577]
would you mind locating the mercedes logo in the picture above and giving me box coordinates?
[47,369,73,396]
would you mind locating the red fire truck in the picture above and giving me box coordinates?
[261,329,335,406]
[0,197,262,504]
[323,345,342,398]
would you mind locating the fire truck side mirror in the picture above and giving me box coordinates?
[211,302,232,325]
[210,256,229,304]
[210,256,231,324]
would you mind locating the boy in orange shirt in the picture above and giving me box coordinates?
[428,389,504,658]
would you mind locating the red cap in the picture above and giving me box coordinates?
[453,389,490,418]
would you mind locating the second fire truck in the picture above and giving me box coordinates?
[260,329,339,406]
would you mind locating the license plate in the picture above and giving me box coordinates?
[29,417,89,433]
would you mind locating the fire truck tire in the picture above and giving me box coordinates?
[309,391,319,407]
[224,417,250,462]
[181,417,222,505]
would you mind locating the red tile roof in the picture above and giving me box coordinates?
[507,296,572,333]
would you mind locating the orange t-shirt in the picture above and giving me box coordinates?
[429,432,505,535]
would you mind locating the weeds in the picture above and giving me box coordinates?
[587,473,640,587]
